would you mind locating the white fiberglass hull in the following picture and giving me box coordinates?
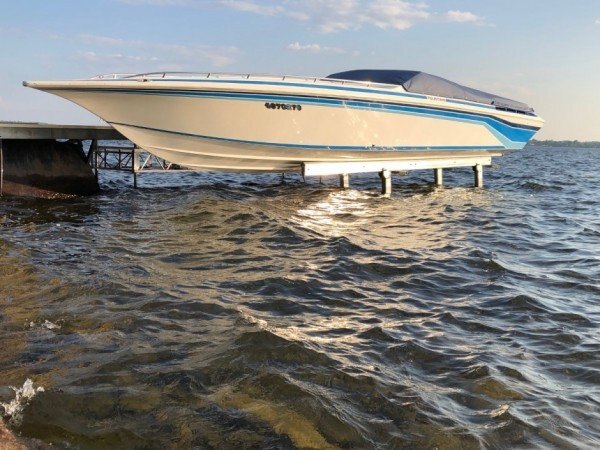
[25,74,544,172]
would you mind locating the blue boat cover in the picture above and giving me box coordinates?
[326,70,534,113]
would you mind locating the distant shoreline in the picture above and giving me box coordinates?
[528,139,600,148]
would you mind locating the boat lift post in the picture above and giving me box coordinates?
[132,146,139,189]
[473,164,484,188]
[339,173,350,189]
[302,151,497,195]
[379,169,392,195]
[434,168,443,186]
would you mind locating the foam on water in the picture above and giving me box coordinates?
[1,379,44,423]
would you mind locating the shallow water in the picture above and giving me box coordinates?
[0,146,598,449]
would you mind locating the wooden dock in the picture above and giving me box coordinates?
[0,122,181,195]
[0,122,127,197]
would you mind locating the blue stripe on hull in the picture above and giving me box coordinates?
[121,77,500,111]
[57,87,538,148]
[110,121,506,151]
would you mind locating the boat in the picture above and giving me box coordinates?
[24,70,544,173]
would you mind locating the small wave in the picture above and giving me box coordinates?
[1,379,44,424]
[488,403,510,418]
[496,365,528,382]
[520,181,563,192]
[506,294,550,314]
[472,376,523,401]
[461,364,491,380]
[383,341,445,364]
[357,326,396,343]
[549,312,594,327]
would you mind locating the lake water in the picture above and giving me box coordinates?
[0,146,598,449]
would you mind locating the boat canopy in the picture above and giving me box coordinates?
[326,70,534,114]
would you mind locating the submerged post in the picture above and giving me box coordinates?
[379,169,392,195]
[434,168,443,186]
[339,173,349,189]
[473,164,483,188]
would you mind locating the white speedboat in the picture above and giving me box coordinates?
[24,70,544,172]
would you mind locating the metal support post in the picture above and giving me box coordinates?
[86,139,97,164]
[132,146,140,189]
[379,169,392,195]
[473,164,483,188]
[434,168,443,186]
[339,173,349,189]
[0,138,3,197]
[93,146,99,183]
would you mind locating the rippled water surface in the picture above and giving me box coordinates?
[0,146,598,449]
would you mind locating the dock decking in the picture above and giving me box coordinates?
[0,122,125,140]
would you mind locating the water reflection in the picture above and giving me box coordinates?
[0,148,598,448]
[293,183,494,254]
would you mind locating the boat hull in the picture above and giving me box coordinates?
[25,78,543,172]
[113,121,506,172]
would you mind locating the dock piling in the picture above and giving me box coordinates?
[379,169,392,195]
[473,164,483,188]
[434,168,443,186]
[339,173,350,189]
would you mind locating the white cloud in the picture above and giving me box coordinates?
[218,0,283,15]
[280,0,433,33]
[115,0,486,32]
[76,34,239,69]
[286,42,346,54]
[286,1,487,32]
[80,34,128,46]
[595,19,600,25]
[119,0,193,4]
[363,0,431,30]
[77,51,160,64]
[444,10,483,23]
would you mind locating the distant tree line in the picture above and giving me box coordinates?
[528,139,600,148]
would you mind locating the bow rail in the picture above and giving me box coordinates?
[91,72,398,89]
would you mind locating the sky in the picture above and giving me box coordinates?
[0,0,599,140]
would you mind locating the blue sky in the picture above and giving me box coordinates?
[1,0,599,140]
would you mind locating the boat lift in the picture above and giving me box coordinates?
[89,142,182,188]
[302,151,498,195]
[91,145,496,193]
